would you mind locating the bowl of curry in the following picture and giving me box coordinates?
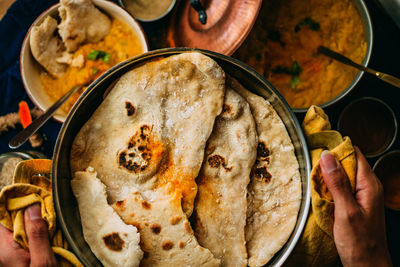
[20,0,148,122]
[234,0,373,112]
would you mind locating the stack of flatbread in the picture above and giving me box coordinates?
[70,52,302,267]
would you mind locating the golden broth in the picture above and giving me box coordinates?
[234,0,367,109]
[40,19,144,114]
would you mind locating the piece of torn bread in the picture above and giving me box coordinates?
[230,77,302,267]
[71,168,143,267]
[30,16,67,78]
[58,0,111,52]
[193,88,257,266]
[70,52,225,265]
[70,52,225,216]
[113,188,220,267]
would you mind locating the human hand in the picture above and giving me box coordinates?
[320,147,392,267]
[0,204,57,267]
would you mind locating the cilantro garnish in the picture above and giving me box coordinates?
[88,50,111,63]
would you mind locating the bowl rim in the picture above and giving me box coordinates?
[117,0,177,22]
[372,149,400,210]
[293,0,374,113]
[52,47,311,266]
[337,96,398,158]
[19,0,149,123]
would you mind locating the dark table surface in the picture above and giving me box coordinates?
[322,1,400,264]
[0,0,399,265]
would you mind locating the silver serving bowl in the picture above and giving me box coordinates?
[294,0,373,113]
[52,48,311,266]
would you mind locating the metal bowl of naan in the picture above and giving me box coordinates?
[52,48,311,266]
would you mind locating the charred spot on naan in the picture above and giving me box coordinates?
[117,124,164,177]
[220,100,243,120]
[162,240,174,250]
[115,200,126,211]
[150,223,161,234]
[257,142,270,158]
[103,232,124,251]
[252,142,272,183]
[141,200,151,209]
[254,166,272,183]
[207,155,233,171]
[125,101,136,116]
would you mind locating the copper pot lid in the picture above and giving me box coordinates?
[168,0,262,56]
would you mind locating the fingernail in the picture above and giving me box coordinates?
[320,150,338,173]
[26,204,42,220]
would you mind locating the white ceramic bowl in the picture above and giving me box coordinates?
[20,0,148,122]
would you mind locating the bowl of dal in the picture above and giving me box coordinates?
[234,0,373,112]
[20,0,148,122]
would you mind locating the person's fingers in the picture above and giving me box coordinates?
[353,146,384,209]
[24,204,57,267]
[320,150,358,211]
[0,224,30,267]
[354,146,374,181]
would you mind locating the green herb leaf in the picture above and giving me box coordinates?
[294,17,320,32]
[272,61,302,89]
[88,50,100,60]
[290,76,300,89]
[92,67,98,75]
[88,50,111,63]
[290,61,302,76]
[101,52,110,63]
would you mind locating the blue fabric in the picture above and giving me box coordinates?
[0,0,117,157]
[0,0,59,157]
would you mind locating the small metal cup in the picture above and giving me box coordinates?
[118,0,176,22]
[337,97,398,158]
[373,150,400,210]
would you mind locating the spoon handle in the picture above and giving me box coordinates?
[9,84,83,149]
[318,46,400,88]
[375,72,400,88]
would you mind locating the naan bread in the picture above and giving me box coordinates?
[113,189,220,267]
[71,52,225,265]
[30,16,67,77]
[193,88,257,266]
[58,0,111,52]
[71,52,225,215]
[71,168,143,267]
[230,77,302,267]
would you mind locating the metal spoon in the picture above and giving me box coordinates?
[9,84,83,149]
[318,46,400,88]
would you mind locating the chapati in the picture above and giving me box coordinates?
[193,88,257,266]
[71,168,143,267]
[71,52,225,266]
[230,77,302,267]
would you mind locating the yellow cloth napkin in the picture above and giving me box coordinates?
[285,105,357,266]
[0,159,82,267]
